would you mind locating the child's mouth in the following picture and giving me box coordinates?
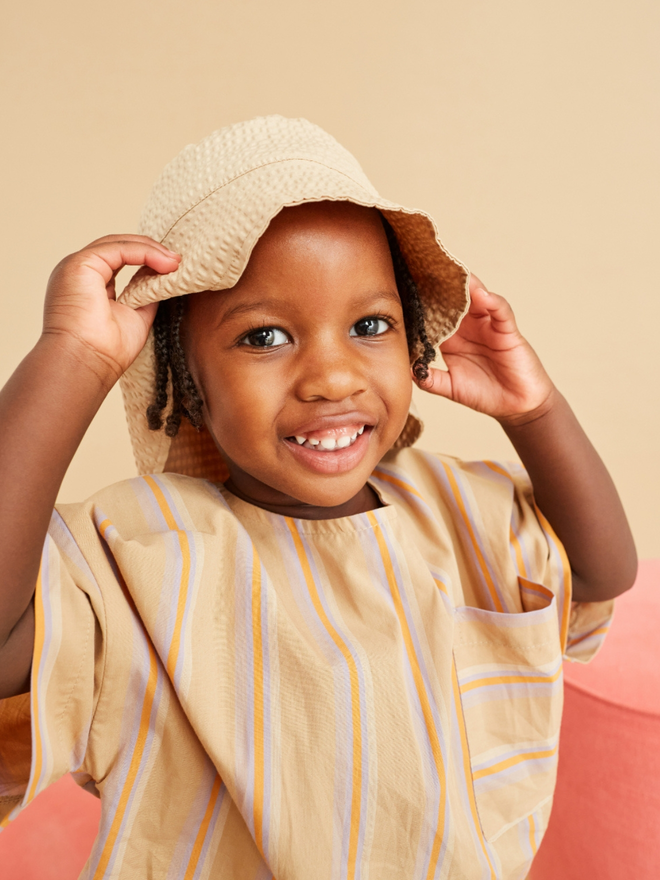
[283,423,373,474]
[285,425,365,451]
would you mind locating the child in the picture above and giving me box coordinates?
[0,116,636,879]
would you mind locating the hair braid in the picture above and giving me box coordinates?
[147,297,204,437]
[146,303,172,431]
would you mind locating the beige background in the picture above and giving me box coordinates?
[1,0,658,557]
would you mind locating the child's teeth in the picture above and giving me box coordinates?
[290,426,367,450]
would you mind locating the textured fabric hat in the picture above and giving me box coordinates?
[119,115,470,481]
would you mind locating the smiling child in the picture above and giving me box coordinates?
[0,116,636,879]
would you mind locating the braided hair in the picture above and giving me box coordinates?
[147,214,437,437]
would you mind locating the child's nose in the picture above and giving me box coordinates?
[295,340,368,403]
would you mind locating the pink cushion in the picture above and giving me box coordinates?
[531,559,660,878]
[0,774,100,879]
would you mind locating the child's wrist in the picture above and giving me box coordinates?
[35,331,120,395]
[496,385,561,430]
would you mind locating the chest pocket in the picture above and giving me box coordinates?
[452,584,563,843]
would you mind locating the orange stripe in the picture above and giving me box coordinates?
[473,744,558,781]
[286,520,362,880]
[96,514,170,877]
[460,666,562,693]
[371,469,426,501]
[166,530,192,681]
[432,577,448,596]
[141,476,192,681]
[98,519,139,616]
[367,511,446,879]
[143,475,179,530]
[568,625,610,647]
[482,460,512,481]
[183,774,223,880]
[251,548,265,856]
[441,462,504,613]
[93,639,159,878]
[25,565,45,804]
[482,465,525,575]
[528,812,538,856]
[509,526,528,579]
[451,659,497,879]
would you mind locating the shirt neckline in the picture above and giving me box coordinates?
[215,478,398,534]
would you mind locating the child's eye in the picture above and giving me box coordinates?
[349,317,390,338]
[241,327,289,348]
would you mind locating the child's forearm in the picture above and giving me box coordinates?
[0,334,115,698]
[499,388,637,602]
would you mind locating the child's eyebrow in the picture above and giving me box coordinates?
[220,290,401,324]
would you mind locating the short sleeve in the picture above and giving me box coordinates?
[0,509,104,827]
[494,459,615,665]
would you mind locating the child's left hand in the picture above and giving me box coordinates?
[417,274,556,424]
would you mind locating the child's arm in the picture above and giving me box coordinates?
[0,236,180,699]
[418,275,637,603]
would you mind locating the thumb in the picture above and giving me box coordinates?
[133,300,159,333]
[415,366,454,399]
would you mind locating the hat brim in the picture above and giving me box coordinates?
[119,158,470,478]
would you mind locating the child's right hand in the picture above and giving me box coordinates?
[0,235,180,700]
[43,234,180,383]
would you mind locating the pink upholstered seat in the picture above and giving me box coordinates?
[0,773,100,879]
[531,559,660,878]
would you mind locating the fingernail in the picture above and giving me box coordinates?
[477,287,490,296]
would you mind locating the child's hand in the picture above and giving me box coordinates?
[43,234,180,384]
[416,274,556,424]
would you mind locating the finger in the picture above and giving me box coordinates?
[465,286,519,331]
[132,301,159,329]
[466,284,493,319]
[76,242,181,287]
[473,288,519,331]
[414,366,454,398]
[84,234,180,259]
[469,272,490,295]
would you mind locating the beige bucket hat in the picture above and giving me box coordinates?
[119,115,470,482]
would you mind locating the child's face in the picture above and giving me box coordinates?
[182,202,412,516]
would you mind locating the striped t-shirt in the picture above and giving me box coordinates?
[0,448,614,879]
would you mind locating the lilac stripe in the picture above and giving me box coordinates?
[259,562,273,860]
[471,733,560,776]
[458,655,563,686]
[283,523,370,880]
[189,778,227,880]
[235,533,257,838]
[296,528,371,880]
[449,665,499,872]
[361,523,449,877]
[429,458,509,613]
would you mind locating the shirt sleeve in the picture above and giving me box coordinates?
[0,508,105,827]
[494,458,615,665]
